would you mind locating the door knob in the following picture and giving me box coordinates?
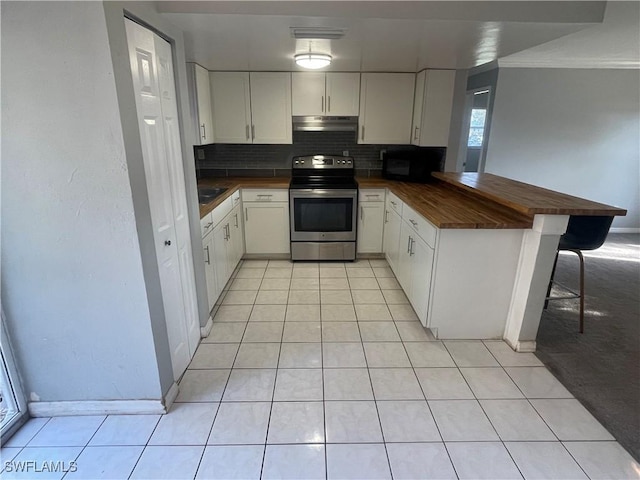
[165,240,171,246]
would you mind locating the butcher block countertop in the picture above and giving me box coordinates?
[433,172,627,217]
[198,173,625,229]
[198,177,289,218]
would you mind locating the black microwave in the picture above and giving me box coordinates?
[382,148,445,183]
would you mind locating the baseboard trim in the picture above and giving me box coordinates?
[610,228,640,234]
[163,382,180,412]
[28,399,167,417]
[201,316,213,337]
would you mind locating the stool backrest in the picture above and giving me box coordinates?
[559,215,614,251]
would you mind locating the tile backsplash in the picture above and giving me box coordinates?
[195,131,426,178]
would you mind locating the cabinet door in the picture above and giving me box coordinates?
[210,72,252,144]
[396,221,413,293]
[194,64,214,144]
[228,204,244,270]
[212,221,230,293]
[409,234,434,327]
[244,202,290,254]
[202,232,219,311]
[418,70,455,146]
[383,208,402,272]
[292,72,325,116]
[357,202,385,253]
[326,73,360,116]
[411,70,426,146]
[358,73,415,144]
[250,72,292,144]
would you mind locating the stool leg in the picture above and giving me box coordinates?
[577,250,585,333]
[545,251,559,309]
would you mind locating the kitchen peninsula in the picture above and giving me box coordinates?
[197,172,626,352]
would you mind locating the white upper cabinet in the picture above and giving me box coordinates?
[411,70,456,147]
[292,72,360,116]
[210,72,252,144]
[358,73,415,144]
[326,73,360,116]
[210,72,292,144]
[187,63,214,145]
[292,72,325,116]
[249,72,292,144]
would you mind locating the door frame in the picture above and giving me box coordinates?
[456,86,492,173]
[0,310,28,440]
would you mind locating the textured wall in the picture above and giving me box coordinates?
[1,2,163,401]
[486,68,640,230]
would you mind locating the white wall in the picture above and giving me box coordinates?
[485,68,640,230]
[1,2,164,401]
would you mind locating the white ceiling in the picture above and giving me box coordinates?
[154,1,637,72]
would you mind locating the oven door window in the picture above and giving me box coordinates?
[293,197,354,232]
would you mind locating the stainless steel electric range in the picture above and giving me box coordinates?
[289,155,358,261]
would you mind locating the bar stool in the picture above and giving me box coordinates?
[545,215,614,333]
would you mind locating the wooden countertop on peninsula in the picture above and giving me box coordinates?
[433,172,627,217]
[357,178,533,229]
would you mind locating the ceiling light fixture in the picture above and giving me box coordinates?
[294,52,332,69]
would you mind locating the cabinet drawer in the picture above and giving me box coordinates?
[231,189,241,207]
[201,212,214,238]
[358,189,385,202]
[242,189,288,202]
[386,191,403,215]
[403,204,437,248]
[211,197,233,228]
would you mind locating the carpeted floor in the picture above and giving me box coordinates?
[536,233,640,461]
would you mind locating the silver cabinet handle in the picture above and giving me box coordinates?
[414,126,419,140]
[360,206,364,221]
[409,237,415,256]
[366,194,379,198]
[385,210,389,224]
[257,194,272,198]
[328,96,331,112]
[245,125,250,140]
[407,235,411,253]
[390,201,397,207]
[251,125,255,140]
[225,224,231,241]
[234,213,239,227]
[205,222,213,229]
[201,123,206,140]
[361,125,365,140]
[245,207,248,222]
[409,219,418,227]
[321,96,324,113]
[204,245,210,264]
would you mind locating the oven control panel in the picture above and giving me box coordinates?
[293,155,354,169]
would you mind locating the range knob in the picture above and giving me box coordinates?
[301,160,305,164]
[294,160,299,164]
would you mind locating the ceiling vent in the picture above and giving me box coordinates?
[290,27,347,40]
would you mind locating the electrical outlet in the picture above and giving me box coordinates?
[342,150,349,157]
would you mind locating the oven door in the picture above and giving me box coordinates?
[290,189,357,242]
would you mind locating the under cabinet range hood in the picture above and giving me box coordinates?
[292,116,358,132]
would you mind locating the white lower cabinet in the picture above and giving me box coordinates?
[357,189,385,254]
[202,231,217,312]
[383,195,402,271]
[202,194,245,311]
[389,195,437,327]
[243,189,290,255]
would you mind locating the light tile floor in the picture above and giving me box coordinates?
[2,259,639,479]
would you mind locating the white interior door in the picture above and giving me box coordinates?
[125,18,198,381]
